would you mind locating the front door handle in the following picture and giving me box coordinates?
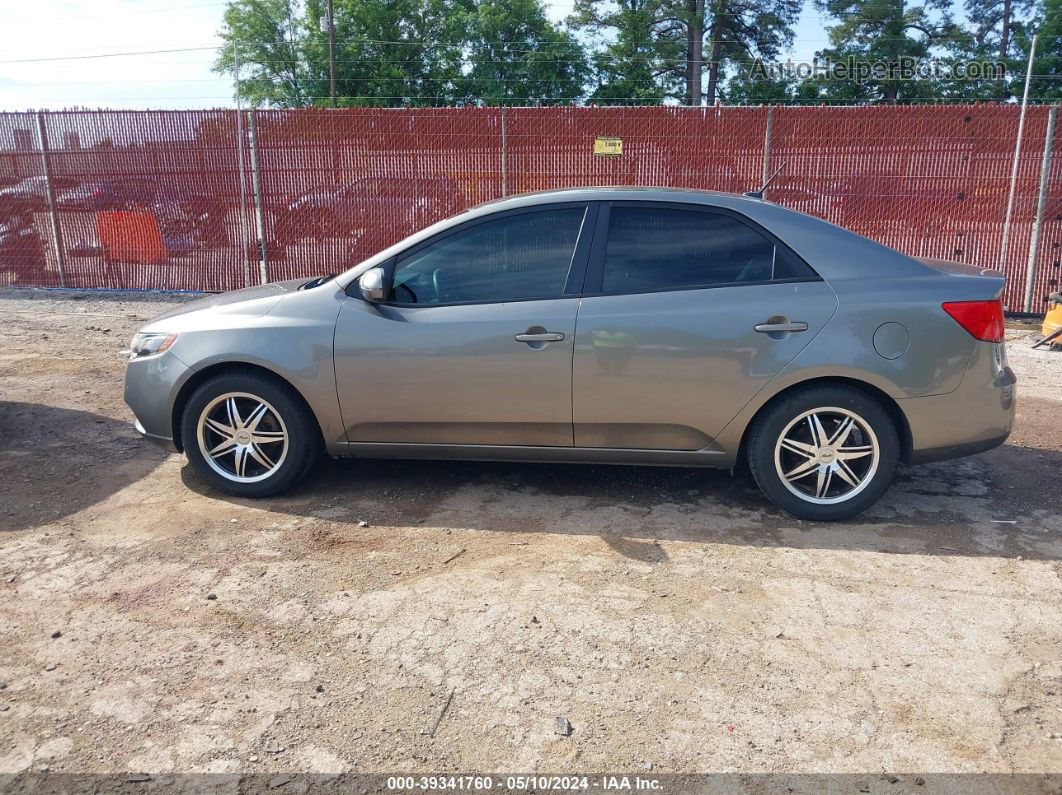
[515,332,565,343]
[754,321,808,334]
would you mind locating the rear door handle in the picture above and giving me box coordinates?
[515,332,565,343]
[754,321,808,333]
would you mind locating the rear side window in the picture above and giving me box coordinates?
[601,206,815,293]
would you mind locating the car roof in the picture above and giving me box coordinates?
[335,184,931,288]
[472,185,755,211]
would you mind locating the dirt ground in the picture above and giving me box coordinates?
[1,287,1061,778]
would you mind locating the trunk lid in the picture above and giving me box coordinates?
[916,257,1003,280]
[915,257,1005,302]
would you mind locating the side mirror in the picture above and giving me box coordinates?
[358,267,386,302]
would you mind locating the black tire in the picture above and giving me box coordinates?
[746,386,899,521]
[181,371,320,498]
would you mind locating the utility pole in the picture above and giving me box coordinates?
[327,0,337,108]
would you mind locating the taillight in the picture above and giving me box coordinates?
[942,300,1004,343]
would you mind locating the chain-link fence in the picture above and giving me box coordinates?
[0,105,1058,311]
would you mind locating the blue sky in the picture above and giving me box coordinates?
[0,0,877,111]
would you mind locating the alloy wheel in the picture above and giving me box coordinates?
[196,392,289,483]
[773,407,880,505]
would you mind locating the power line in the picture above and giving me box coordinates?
[6,32,1062,64]
[291,34,1062,48]
[21,72,1058,86]
[0,47,217,64]
[4,41,1051,66]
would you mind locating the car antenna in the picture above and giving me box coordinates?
[744,161,787,200]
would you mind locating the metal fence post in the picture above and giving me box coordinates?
[1024,104,1059,313]
[35,112,66,287]
[233,47,253,289]
[761,104,775,187]
[234,112,253,289]
[500,105,508,198]
[247,110,269,285]
[1000,34,1037,272]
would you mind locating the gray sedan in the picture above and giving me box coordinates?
[124,187,1015,521]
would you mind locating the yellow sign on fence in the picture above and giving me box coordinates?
[593,136,623,156]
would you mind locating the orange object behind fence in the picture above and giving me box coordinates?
[96,211,167,266]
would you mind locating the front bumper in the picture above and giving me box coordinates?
[134,417,178,452]
[124,350,193,453]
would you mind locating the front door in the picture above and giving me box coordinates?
[334,203,594,447]
[572,202,837,450]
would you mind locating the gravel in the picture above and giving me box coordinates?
[1,287,1060,775]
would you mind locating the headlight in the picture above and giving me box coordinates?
[127,332,176,359]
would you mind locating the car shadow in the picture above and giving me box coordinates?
[0,401,169,531]
[179,442,1062,562]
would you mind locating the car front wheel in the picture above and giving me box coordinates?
[747,386,899,521]
[181,372,319,498]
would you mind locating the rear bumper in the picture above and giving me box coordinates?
[908,431,1010,465]
[900,343,1015,465]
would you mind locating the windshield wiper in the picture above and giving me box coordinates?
[300,274,336,290]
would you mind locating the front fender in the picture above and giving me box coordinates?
[165,287,348,449]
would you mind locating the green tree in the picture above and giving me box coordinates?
[724,65,807,102]
[214,0,472,107]
[461,0,590,104]
[966,0,1034,63]
[214,0,314,107]
[959,0,1034,97]
[571,0,800,105]
[1016,0,1062,100]
[310,0,472,106]
[569,0,679,104]
[701,0,803,104]
[812,0,967,102]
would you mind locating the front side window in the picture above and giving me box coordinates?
[602,205,815,294]
[390,207,585,304]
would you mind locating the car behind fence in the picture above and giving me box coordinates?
[0,104,1059,311]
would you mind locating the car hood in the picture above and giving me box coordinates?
[142,278,309,329]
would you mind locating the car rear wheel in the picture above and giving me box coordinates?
[181,372,319,498]
[747,386,899,521]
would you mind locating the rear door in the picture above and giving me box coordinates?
[572,201,837,450]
